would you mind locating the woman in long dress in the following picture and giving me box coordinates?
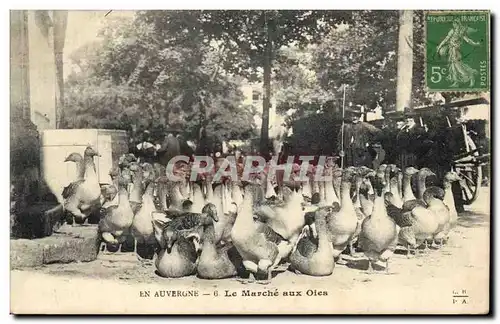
[437,20,481,87]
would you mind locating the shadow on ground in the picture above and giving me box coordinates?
[457,210,489,228]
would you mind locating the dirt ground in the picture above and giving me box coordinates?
[10,187,490,314]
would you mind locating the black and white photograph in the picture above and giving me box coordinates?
[9,8,491,314]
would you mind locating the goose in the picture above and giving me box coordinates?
[153,163,168,211]
[63,152,85,181]
[264,169,278,199]
[253,186,305,254]
[386,165,404,208]
[190,181,206,213]
[441,171,462,238]
[212,182,232,243]
[416,168,436,200]
[359,172,376,217]
[161,203,219,255]
[230,180,244,208]
[166,180,189,211]
[216,182,239,245]
[290,205,336,276]
[196,217,245,279]
[130,165,158,265]
[231,182,286,284]
[62,146,102,224]
[415,167,438,249]
[108,167,121,189]
[423,186,450,248]
[98,171,134,246]
[358,174,398,273]
[326,167,358,262]
[385,194,431,257]
[333,167,342,204]
[324,167,341,206]
[62,152,85,224]
[402,166,419,202]
[349,167,375,256]
[387,167,439,256]
[152,212,199,278]
[128,162,144,215]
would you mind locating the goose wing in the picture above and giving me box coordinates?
[385,203,414,228]
[255,222,284,245]
[62,179,85,199]
[295,236,318,258]
[423,186,446,200]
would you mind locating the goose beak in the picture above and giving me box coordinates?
[211,210,219,222]
[64,157,70,162]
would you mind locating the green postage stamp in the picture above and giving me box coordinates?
[425,11,490,92]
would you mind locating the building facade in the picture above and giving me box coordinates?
[240,80,286,140]
[10,10,67,131]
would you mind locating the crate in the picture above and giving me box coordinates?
[40,129,129,204]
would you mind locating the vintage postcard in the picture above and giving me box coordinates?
[10,9,491,315]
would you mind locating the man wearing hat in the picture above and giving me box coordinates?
[337,108,381,168]
[380,111,405,164]
[396,107,427,168]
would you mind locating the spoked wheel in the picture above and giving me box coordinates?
[453,134,482,205]
[454,163,482,205]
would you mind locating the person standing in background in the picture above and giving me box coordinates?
[157,129,181,167]
[135,130,156,164]
[396,109,427,169]
[338,109,381,168]
[176,133,194,159]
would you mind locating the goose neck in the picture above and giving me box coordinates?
[202,222,216,245]
[443,179,453,190]
[417,175,427,200]
[403,174,415,199]
[316,216,330,249]
[76,160,86,179]
[354,181,362,207]
[340,182,351,200]
[371,194,387,220]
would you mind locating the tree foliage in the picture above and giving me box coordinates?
[273,46,334,118]
[62,10,478,153]
[138,10,353,153]
[63,13,256,144]
[312,11,399,110]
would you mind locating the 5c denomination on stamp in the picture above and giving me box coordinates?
[425,10,490,92]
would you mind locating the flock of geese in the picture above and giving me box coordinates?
[61,146,463,283]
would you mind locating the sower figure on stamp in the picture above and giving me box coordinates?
[337,109,382,168]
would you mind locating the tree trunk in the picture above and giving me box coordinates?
[260,12,273,156]
[52,10,68,129]
[395,10,414,112]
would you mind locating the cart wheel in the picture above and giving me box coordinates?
[455,165,482,205]
[456,134,483,205]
